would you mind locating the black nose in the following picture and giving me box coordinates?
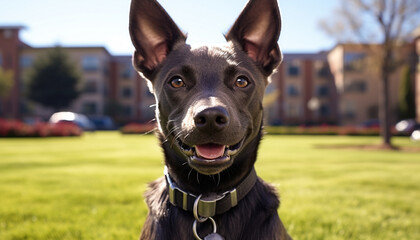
[194,106,230,132]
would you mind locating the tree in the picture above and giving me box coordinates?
[398,65,415,120]
[320,0,420,147]
[28,47,80,112]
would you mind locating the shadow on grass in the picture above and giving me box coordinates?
[315,143,420,152]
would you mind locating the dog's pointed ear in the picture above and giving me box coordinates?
[129,0,186,79]
[226,0,282,75]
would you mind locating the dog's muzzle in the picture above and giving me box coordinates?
[177,138,244,175]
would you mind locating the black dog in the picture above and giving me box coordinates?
[129,0,292,239]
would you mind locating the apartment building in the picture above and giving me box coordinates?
[328,43,415,126]
[111,56,154,123]
[1,25,419,126]
[0,26,24,118]
[269,52,338,125]
[0,26,154,124]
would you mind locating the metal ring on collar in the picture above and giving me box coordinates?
[192,217,217,240]
[193,194,208,222]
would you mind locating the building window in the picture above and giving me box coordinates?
[287,85,300,96]
[121,87,132,98]
[20,56,33,68]
[319,104,330,117]
[317,62,331,78]
[344,80,367,93]
[120,66,134,79]
[344,52,366,72]
[103,65,110,76]
[341,101,356,120]
[121,105,133,117]
[84,80,98,94]
[288,64,300,76]
[82,56,100,72]
[82,102,97,115]
[316,85,329,97]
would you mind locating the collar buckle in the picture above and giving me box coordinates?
[196,193,225,218]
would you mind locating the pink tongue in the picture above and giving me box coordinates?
[195,144,225,160]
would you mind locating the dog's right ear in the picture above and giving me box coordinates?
[129,0,186,79]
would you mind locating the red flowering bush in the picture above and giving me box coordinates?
[265,125,382,136]
[48,121,83,137]
[0,118,82,137]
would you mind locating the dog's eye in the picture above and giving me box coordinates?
[235,77,249,88]
[170,77,185,88]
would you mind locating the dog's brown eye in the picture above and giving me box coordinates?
[170,77,185,88]
[235,77,249,88]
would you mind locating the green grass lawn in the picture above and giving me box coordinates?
[0,132,419,240]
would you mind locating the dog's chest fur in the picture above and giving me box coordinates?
[141,177,289,240]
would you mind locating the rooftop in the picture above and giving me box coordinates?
[0,25,26,30]
[282,52,328,61]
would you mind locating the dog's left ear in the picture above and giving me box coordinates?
[226,0,282,75]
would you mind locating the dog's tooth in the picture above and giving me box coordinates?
[227,148,239,156]
[183,147,193,156]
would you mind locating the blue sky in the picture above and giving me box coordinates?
[0,0,339,55]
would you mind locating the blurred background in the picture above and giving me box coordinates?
[1,0,419,142]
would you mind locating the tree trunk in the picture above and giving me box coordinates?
[380,72,391,147]
[379,48,392,148]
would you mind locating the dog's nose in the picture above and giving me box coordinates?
[194,106,229,132]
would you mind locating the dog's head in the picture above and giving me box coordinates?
[129,0,281,184]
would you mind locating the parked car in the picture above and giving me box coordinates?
[88,116,116,130]
[411,130,420,142]
[49,112,96,131]
[395,119,420,135]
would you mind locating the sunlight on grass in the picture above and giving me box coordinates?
[0,132,419,239]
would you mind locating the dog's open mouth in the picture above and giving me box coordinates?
[177,139,244,175]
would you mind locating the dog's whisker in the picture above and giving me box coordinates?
[226,168,233,183]
[144,127,158,135]
[188,169,193,181]
[166,126,181,148]
[210,174,216,183]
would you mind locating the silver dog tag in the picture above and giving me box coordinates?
[204,233,225,240]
